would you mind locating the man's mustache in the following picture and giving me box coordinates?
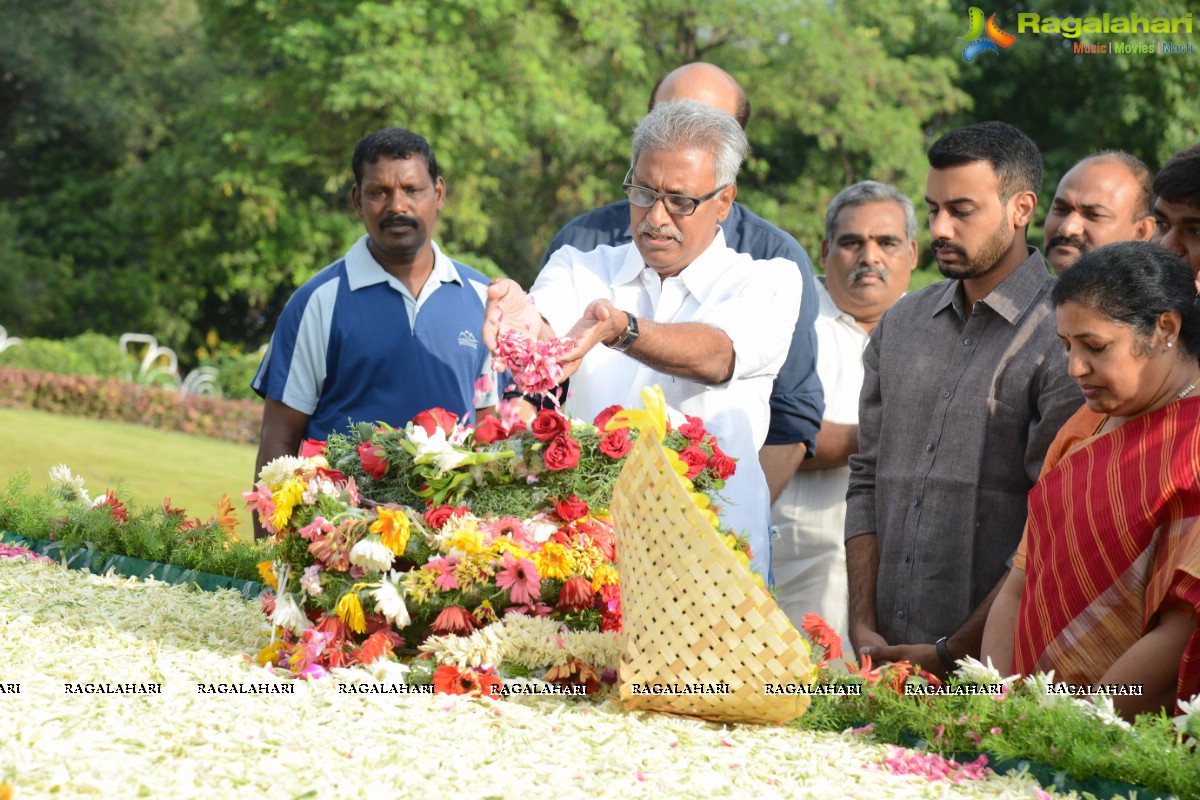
[1047,234,1088,252]
[932,239,966,257]
[637,221,682,242]
[848,264,888,284]
[381,214,419,229]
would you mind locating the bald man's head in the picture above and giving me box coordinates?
[648,62,750,129]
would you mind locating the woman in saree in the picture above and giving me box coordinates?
[981,241,1200,718]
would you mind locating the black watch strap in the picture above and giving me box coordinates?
[934,636,955,672]
[607,312,640,353]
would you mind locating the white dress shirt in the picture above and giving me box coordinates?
[530,229,803,576]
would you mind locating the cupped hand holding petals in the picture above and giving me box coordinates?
[483,279,546,352]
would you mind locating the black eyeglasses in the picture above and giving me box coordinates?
[622,169,729,217]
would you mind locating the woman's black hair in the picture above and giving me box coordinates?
[1053,241,1200,357]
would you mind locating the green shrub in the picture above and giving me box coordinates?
[0,367,262,445]
[0,333,135,378]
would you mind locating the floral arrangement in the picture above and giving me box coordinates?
[245,388,750,687]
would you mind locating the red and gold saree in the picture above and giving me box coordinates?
[1012,398,1200,703]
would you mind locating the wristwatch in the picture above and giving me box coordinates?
[606,311,640,353]
[934,636,955,672]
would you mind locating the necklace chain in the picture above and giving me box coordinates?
[1179,380,1199,399]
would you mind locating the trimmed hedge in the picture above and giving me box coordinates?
[0,367,261,445]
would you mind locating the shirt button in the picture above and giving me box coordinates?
[963,338,974,346]
[925,443,933,452]
[904,555,912,563]
[942,391,951,398]
[897,610,906,619]
[911,499,920,507]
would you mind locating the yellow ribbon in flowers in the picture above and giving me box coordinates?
[605,384,668,441]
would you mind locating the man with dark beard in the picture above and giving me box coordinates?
[1042,151,1155,275]
[845,122,1082,676]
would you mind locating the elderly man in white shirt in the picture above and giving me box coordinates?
[483,100,804,577]
[771,181,918,639]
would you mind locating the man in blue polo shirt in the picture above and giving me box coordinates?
[251,128,496,535]
[541,62,823,504]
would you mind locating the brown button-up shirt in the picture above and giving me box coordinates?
[846,248,1082,645]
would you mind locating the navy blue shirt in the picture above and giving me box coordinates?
[542,200,823,452]
[252,237,494,440]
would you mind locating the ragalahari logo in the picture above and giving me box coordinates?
[960,7,1017,62]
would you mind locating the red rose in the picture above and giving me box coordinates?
[425,505,469,530]
[592,404,624,432]
[542,433,581,471]
[472,414,508,445]
[678,415,708,442]
[412,407,459,437]
[598,428,633,459]
[706,445,737,481]
[555,494,589,522]
[530,408,570,441]
[299,438,328,458]
[678,444,708,479]
[356,440,389,479]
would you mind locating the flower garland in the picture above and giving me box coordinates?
[246,387,753,683]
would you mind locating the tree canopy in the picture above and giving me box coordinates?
[2,0,1196,364]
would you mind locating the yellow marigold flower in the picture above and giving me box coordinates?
[257,560,278,590]
[255,641,282,666]
[335,591,366,634]
[269,478,305,531]
[534,542,573,580]
[699,508,721,530]
[591,563,619,591]
[448,526,484,556]
[370,507,411,555]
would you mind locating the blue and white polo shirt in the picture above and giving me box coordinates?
[251,236,497,440]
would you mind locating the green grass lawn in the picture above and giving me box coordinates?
[0,407,258,541]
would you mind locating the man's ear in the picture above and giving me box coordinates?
[351,184,363,218]
[1133,215,1156,242]
[715,184,737,223]
[1009,190,1038,228]
[434,176,446,212]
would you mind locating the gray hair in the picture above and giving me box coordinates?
[823,180,918,242]
[630,100,748,187]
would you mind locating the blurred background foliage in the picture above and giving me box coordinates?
[2,0,1197,368]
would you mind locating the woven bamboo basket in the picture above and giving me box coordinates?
[609,429,813,725]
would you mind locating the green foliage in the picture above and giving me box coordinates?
[0,334,131,378]
[0,475,272,582]
[952,0,1200,230]
[4,0,1196,351]
[796,674,1200,798]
